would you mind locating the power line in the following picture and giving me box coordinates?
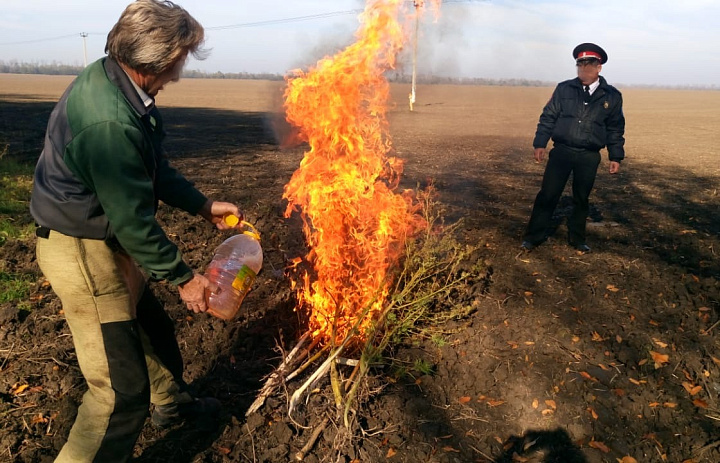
[0,1,486,47]
[207,10,363,31]
[0,32,103,47]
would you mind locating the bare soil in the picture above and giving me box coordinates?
[1,76,719,463]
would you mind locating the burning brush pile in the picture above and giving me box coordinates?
[248,0,483,446]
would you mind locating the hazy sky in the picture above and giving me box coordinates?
[0,0,718,87]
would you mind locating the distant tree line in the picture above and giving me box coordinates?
[0,60,84,76]
[1,60,717,90]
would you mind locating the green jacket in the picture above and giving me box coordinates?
[31,57,207,285]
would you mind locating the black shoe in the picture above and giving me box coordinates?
[152,397,222,428]
[571,243,591,253]
[521,241,536,251]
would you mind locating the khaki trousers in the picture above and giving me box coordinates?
[36,230,191,463]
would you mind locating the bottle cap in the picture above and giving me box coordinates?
[223,213,240,227]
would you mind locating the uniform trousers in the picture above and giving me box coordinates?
[36,230,193,463]
[524,145,601,246]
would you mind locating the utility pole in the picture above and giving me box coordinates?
[80,33,88,67]
[409,1,422,111]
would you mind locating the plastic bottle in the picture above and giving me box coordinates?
[204,219,263,320]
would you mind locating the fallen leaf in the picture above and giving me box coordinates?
[386,448,396,458]
[524,291,533,297]
[487,400,505,407]
[217,447,231,455]
[580,371,598,382]
[681,459,698,463]
[618,457,639,463]
[592,331,604,341]
[649,402,660,408]
[616,335,623,343]
[663,402,677,408]
[541,409,554,416]
[524,341,535,345]
[442,446,460,453]
[588,407,599,419]
[682,382,703,395]
[458,396,471,404]
[629,378,642,386]
[650,351,670,369]
[606,284,620,292]
[653,338,668,348]
[532,398,539,409]
[545,399,557,410]
[589,439,611,453]
[30,414,47,425]
[599,363,612,371]
[572,336,580,343]
[12,384,29,395]
[693,399,708,409]
[638,359,648,366]
[649,320,660,326]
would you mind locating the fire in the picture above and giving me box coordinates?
[283,0,434,344]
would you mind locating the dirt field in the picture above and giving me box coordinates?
[1,74,719,463]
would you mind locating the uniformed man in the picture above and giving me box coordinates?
[521,42,626,253]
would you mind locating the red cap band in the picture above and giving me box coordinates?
[577,51,601,60]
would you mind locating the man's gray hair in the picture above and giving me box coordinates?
[106,0,208,74]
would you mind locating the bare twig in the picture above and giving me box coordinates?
[288,341,349,418]
[245,423,257,463]
[294,417,330,461]
[0,343,15,371]
[468,444,496,462]
[702,319,720,335]
[286,344,330,382]
[246,332,310,416]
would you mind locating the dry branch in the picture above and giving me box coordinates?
[246,332,310,416]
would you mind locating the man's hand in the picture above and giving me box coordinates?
[199,199,244,230]
[609,161,621,174]
[533,147,546,163]
[178,273,218,313]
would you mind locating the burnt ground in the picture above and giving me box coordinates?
[1,87,720,463]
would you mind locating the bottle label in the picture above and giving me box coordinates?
[231,265,257,293]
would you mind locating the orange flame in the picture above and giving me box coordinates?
[283,0,431,344]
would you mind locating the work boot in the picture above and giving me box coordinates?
[151,397,222,428]
[570,243,591,253]
[520,241,536,251]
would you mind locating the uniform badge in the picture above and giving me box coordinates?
[603,101,609,109]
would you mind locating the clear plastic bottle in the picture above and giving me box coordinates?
[204,229,263,320]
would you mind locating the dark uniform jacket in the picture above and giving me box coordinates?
[30,57,208,285]
[533,76,625,162]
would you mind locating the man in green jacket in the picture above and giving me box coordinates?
[30,1,240,461]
